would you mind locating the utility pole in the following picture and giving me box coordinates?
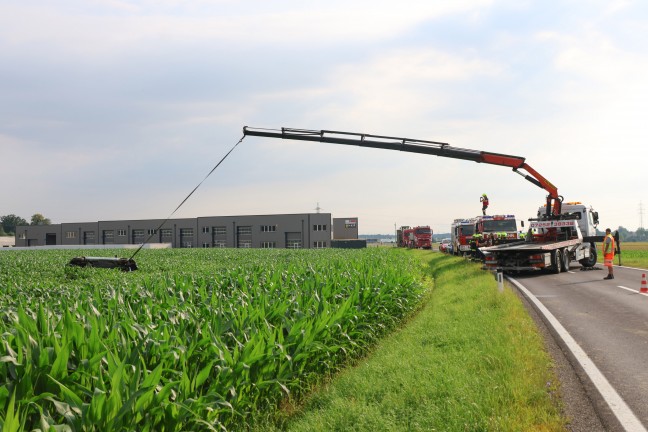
[640,201,645,230]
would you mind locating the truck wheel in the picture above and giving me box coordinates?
[579,244,597,268]
[561,248,571,272]
[552,250,562,274]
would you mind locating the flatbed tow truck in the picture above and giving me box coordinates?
[242,127,611,273]
[481,202,605,273]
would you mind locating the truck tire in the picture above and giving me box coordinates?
[561,248,571,272]
[579,244,597,268]
[552,250,562,274]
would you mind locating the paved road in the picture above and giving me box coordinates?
[510,264,648,431]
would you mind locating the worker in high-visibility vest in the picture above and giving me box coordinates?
[480,194,489,215]
[602,228,615,280]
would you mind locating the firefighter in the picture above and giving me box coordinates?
[470,233,485,260]
[480,193,489,215]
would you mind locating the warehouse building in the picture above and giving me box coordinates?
[14,213,360,249]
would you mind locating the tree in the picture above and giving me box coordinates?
[0,225,6,236]
[31,213,52,226]
[0,214,28,235]
[616,226,630,241]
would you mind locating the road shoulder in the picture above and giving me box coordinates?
[509,280,607,432]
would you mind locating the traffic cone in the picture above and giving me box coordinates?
[640,274,648,294]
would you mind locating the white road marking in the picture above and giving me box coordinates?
[507,276,647,432]
[618,285,648,297]
[616,265,648,272]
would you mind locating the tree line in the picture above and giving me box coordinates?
[0,214,51,236]
[615,227,648,242]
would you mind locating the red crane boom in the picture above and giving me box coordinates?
[242,127,563,217]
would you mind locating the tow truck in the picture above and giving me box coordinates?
[242,127,607,271]
[482,202,603,273]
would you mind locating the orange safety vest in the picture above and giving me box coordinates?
[602,234,615,259]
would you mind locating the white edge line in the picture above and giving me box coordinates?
[618,285,648,297]
[616,264,648,272]
[507,276,647,432]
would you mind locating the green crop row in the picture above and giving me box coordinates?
[0,248,425,431]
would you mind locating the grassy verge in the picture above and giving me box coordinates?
[271,250,565,431]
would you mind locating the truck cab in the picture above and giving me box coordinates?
[473,214,520,246]
[536,202,599,238]
[451,218,476,256]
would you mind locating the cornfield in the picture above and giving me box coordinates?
[0,248,424,431]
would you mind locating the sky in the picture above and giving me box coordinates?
[2,0,648,235]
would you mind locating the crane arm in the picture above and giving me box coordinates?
[242,127,562,216]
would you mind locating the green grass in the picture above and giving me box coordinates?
[272,251,565,432]
[618,242,648,269]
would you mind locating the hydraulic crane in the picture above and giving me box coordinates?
[242,127,563,218]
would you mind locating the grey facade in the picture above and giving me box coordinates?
[332,217,359,240]
[15,213,334,249]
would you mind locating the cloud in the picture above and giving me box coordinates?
[2,0,648,234]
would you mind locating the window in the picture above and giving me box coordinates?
[261,241,276,248]
[148,229,157,235]
[286,239,302,249]
[133,230,145,242]
[180,228,194,248]
[237,226,252,235]
[202,227,210,233]
[261,225,277,232]
[313,224,327,231]
[66,231,76,239]
[202,242,211,248]
[214,241,226,248]
[84,231,95,240]
[238,240,252,248]
[19,232,26,239]
[214,226,226,235]
[313,241,327,249]
[117,229,127,236]
[160,229,172,238]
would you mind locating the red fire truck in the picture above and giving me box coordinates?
[473,214,520,246]
[450,218,476,256]
[397,225,432,249]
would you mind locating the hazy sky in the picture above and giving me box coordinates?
[3,0,648,234]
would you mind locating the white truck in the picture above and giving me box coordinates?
[481,202,604,273]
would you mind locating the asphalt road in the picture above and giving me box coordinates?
[509,264,648,431]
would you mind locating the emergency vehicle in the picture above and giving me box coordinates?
[450,218,476,256]
[473,214,520,246]
[481,202,608,273]
[398,225,432,249]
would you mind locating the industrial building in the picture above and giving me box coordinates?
[14,213,361,249]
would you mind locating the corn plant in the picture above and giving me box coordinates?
[0,248,424,431]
